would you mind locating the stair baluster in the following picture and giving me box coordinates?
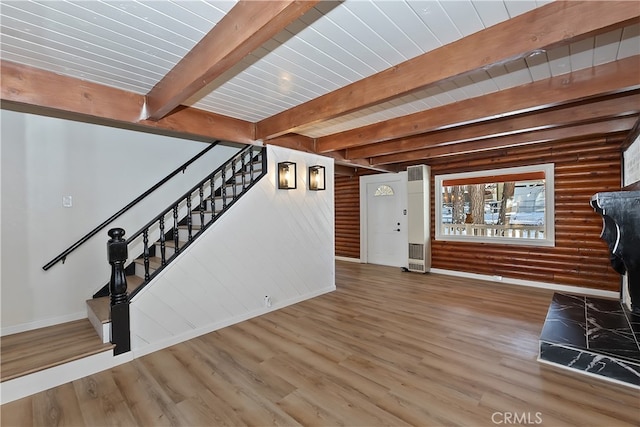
[210,176,216,222]
[249,150,255,182]
[241,152,247,190]
[173,205,180,254]
[142,229,150,281]
[199,185,205,229]
[186,194,193,241]
[159,216,166,266]
[221,168,227,209]
[231,159,237,199]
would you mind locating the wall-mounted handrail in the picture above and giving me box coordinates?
[42,141,220,271]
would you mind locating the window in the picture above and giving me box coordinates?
[435,164,555,246]
[374,184,394,196]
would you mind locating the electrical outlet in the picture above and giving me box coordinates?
[264,295,272,308]
[62,195,73,208]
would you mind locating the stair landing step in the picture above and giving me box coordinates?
[0,319,114,382]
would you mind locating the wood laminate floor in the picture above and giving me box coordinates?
[0,319,113,382]
[2,261,638,426]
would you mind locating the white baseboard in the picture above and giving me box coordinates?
[132,285,337,359]
[335,256,361,263]
[1,311,86,337]
[0,350,133,404]
[429,268,619,299]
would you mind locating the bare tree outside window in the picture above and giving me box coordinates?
[452,186,465,224]
[498,182,515,226]
[469,184,485,225]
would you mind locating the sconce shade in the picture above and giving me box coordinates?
[278,161,297,189]
[309,165,326,191]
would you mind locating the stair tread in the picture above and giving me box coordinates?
[155,240,186,248]
[87,277,145,323]
[0,319,114,382]
[134,256,163,269]
[87,296,111,324]
[127,274,144,288]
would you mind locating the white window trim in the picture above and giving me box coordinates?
[434,163,555,247]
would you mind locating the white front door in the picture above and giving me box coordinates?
[361,173,408,267]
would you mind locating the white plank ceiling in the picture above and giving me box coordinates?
[1,1,639,139]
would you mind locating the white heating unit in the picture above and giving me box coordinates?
[407,165,431,273]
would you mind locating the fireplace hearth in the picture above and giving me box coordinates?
[538,292,640,388]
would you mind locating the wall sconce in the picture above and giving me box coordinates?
[308,165,326,191]
[277,161,297,189]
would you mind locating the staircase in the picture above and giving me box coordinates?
[89,145,266,346]
[0,145,266,403]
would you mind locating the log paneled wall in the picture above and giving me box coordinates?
[428,136,624,291]
[333,136,625,291]
[335,175,360,259]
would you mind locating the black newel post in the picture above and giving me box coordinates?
[107,227,131,354]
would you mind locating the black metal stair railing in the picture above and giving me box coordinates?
[124,144,266,299]
[107,144,266,354]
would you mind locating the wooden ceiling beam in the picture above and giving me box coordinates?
[622,117,640,151]
[256,1,640,140]
[346,91,640,160]
[261,134,395,173]
[317,56,640,153]
[324,151,396,173]
[1,61,255,143]
[264,133,316,153]
[140,106,255,144]
[370,116,638,165]
[144,0,320,121]
[412,136,622,170]
[1,60,144,123]
[334,165,358,177]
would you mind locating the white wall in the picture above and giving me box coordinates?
[130,145,336,356]
[623,133,640,187]
[0,109,241,334]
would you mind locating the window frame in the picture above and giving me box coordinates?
[434,163,555,247]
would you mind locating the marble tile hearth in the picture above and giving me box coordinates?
[538,292,640,388]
